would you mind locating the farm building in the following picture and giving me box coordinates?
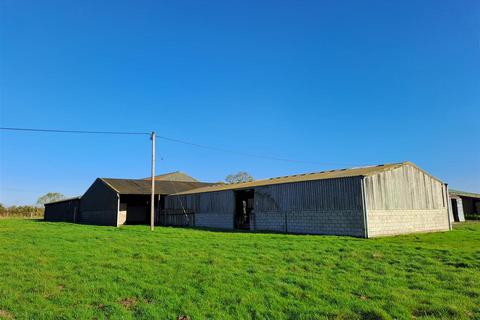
[44,172,212,226]
[449,189,480,222]
[165,162,451,238]
[44,197,81,222]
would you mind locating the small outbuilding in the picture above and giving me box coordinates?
[166,162,451,238]
[449,189,480,221]
[44,197,81,223]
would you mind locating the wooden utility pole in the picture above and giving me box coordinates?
[150,131,156,231]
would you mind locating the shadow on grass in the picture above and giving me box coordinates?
[158,224,364,239]
[0,217,44,222]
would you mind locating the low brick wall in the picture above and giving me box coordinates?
[367,209,450,237]
[252,210,365,237]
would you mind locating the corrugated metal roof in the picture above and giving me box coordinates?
[100,178,212,195]
[173,162,436,195]
[449,189,480,199]
[45,196,81,205]
[142,171,199,182]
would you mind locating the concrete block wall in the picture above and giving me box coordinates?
[195,212,234,229]
[251,211,286,232]
[367,209,450,237]
[253,210,365,237]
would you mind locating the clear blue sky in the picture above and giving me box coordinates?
[1,0,479,206]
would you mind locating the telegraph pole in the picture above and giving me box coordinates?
[150,131,156,231]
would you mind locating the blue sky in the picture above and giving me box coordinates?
[1,0,479,206]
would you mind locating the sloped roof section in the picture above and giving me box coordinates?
[45,196,81,205]
[143,171,198,182]
[173,162,437,195]
[449,189,480,199]
[100,178,212,195]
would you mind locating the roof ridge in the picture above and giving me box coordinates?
[259,162,404,182]
[155,170,181,176]
[173,162,409,195]
[101,177,147,181]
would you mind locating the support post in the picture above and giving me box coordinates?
[150,131,156,231]
[361,177,369,239]
[445,183,452,230]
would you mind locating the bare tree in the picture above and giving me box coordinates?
[36,192,66,206]
[225,172,254,184]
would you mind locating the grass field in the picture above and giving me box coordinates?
[0,220,479,320]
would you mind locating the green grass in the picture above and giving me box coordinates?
[0,220,479,320]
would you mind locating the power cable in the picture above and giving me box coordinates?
[0,127,150,135]
[0,126,357,166]
[155,135,355,166]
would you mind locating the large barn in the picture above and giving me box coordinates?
[165,162,451,238]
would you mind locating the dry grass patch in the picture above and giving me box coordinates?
[0,309,13,319]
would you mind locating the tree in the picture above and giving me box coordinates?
[225,172,254,184]
[36,192,66,206]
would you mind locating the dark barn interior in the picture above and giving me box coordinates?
[103,178,212,227]
[451,198,460,221]
[461,196,480,218]
[119,194,162,224]
[235,189,254,230]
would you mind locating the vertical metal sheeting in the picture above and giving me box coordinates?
[166,177,362,214]
[365,164,444,210]
[255,177,362,212]
[166,190,234,213]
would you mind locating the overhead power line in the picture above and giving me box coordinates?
[0,127,150,135]
[0,126,356,166]
[0,187,45,193]
[154,134,353,166]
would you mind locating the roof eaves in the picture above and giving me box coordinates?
[45,196,81,205]
[172,174,369,196]
[449,189,480,199]
[171,162,442,196]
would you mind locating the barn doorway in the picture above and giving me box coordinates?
[235,189,254,230]
[119,194,160,225]
[451,199,459,222]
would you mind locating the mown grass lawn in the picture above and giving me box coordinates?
[0,220,479,320]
